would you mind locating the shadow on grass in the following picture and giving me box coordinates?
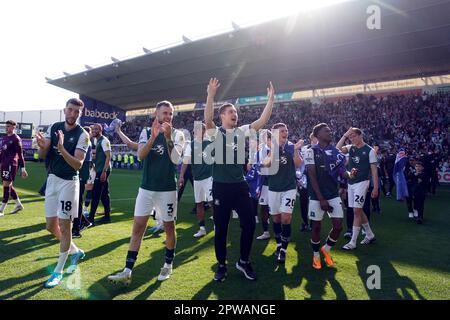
[0,266,53,299]
[85,220,216,300]
[353,251,426,300]
[0,223,58,264]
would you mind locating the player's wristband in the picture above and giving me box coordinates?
[166,140,174,148]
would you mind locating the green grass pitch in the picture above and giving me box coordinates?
[0,162,449,300]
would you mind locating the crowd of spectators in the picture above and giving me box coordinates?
[112,91,450,172]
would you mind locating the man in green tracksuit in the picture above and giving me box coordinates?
[88,123,112,225]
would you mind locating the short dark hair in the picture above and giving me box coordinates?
[218,103,234,115]
[83,126,91,133]
[66,98,84,108]
[156,100,173,109]
[6,120,16,126]
[272,123,287,130]
[352,128,363,136]
[312,123,328,137]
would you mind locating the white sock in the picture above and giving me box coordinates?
[313,251,320,257]
[362,223,374,238]
[163,262,172,269]
[323,244,331,252]
[200,226,206,231]
[69,242,80,255]
[54,251,69,274]
[83,206,88,212]
[124,267,132,274]
[0,202,7,211]
[15,198,22,205]
[350,226,361,245]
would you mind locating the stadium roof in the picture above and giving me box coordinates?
[48,0,450,111]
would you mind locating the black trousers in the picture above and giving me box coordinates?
[406,184,414,213]
[251,198,258,217]
[88,171,111,221]
[213,181,255,265]
[413,191,426,219]
[430,171,439,195]
[298,187,309,225]
[380,176,388,195]
[388,171,395,194]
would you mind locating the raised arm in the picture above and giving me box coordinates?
[116,126,138,151]
[336,127,353,153]
[250,82,275,131]
[205,78,220,130]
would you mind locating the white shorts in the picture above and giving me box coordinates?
[268,189,297,215]
[134,188,177,222]
[194,177,213,203]
[87,168,96,185]
[45,174,80,220]
[348,180,370,208]
[258,185,269,206]
[308,197,344,221]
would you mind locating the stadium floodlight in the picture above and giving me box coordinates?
[45,77,52,82]
[111,57,120,63]
[232,21,240,30]
[63,72,71,76]
[143,47,152,54]
[85,64,93,70]
[182,35,192,43]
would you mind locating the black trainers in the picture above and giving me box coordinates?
[80,220,93,231]
[214,265,227,282]
[72,230,82,238]
[277,250,286,264]
[273,245,281,257]
[236,261,257,281]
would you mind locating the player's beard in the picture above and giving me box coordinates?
[65,118,76,126]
